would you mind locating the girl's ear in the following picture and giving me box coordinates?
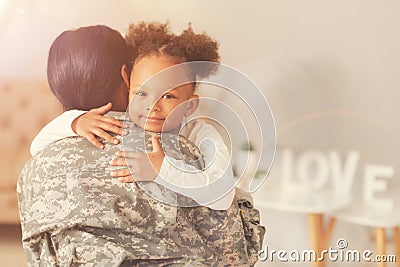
[184,95,200,116]
[121,64,130,88]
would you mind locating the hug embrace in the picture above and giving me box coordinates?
[17,21,265,266]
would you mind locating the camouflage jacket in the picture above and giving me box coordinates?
[17,112,265,266]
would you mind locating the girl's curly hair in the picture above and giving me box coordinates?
[125,22,220,80]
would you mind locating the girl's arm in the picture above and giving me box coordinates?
[156,120,235,210]
[30,103,124,156]
[30,109,85,156]
[111,120,235,210]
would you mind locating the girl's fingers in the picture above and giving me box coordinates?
[115,150,141,158]
[110,168,131,178]
[151,135,162,152]
[96,121,123,136]
[110,158,131,167]
[92,128,119,145]
[118,175,135,183]
[100,116,125,129]
[84,133,104,149]
[90,102,112,115]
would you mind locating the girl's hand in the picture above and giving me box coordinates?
[71,102,125,149]
[110,135,165,182]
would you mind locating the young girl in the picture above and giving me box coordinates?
[31,22,235,210]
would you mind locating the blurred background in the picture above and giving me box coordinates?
[1,0,399,266]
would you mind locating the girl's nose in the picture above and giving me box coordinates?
[151,105,161,112]
[146,102,161,112]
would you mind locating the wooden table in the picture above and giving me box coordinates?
[333,196,400,267]
[253,183,351,267]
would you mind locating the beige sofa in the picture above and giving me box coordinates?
[0,80,62,223]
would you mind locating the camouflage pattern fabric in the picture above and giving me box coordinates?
[17,111,265,266]
[122,119,205,171]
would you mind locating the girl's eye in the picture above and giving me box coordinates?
[162,94,176,99]
[135,91,147,96]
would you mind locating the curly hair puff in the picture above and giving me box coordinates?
[125,22,220,81]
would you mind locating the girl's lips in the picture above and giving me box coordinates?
[143,116,165,122]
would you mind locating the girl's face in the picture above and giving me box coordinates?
[128,55,198,133]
